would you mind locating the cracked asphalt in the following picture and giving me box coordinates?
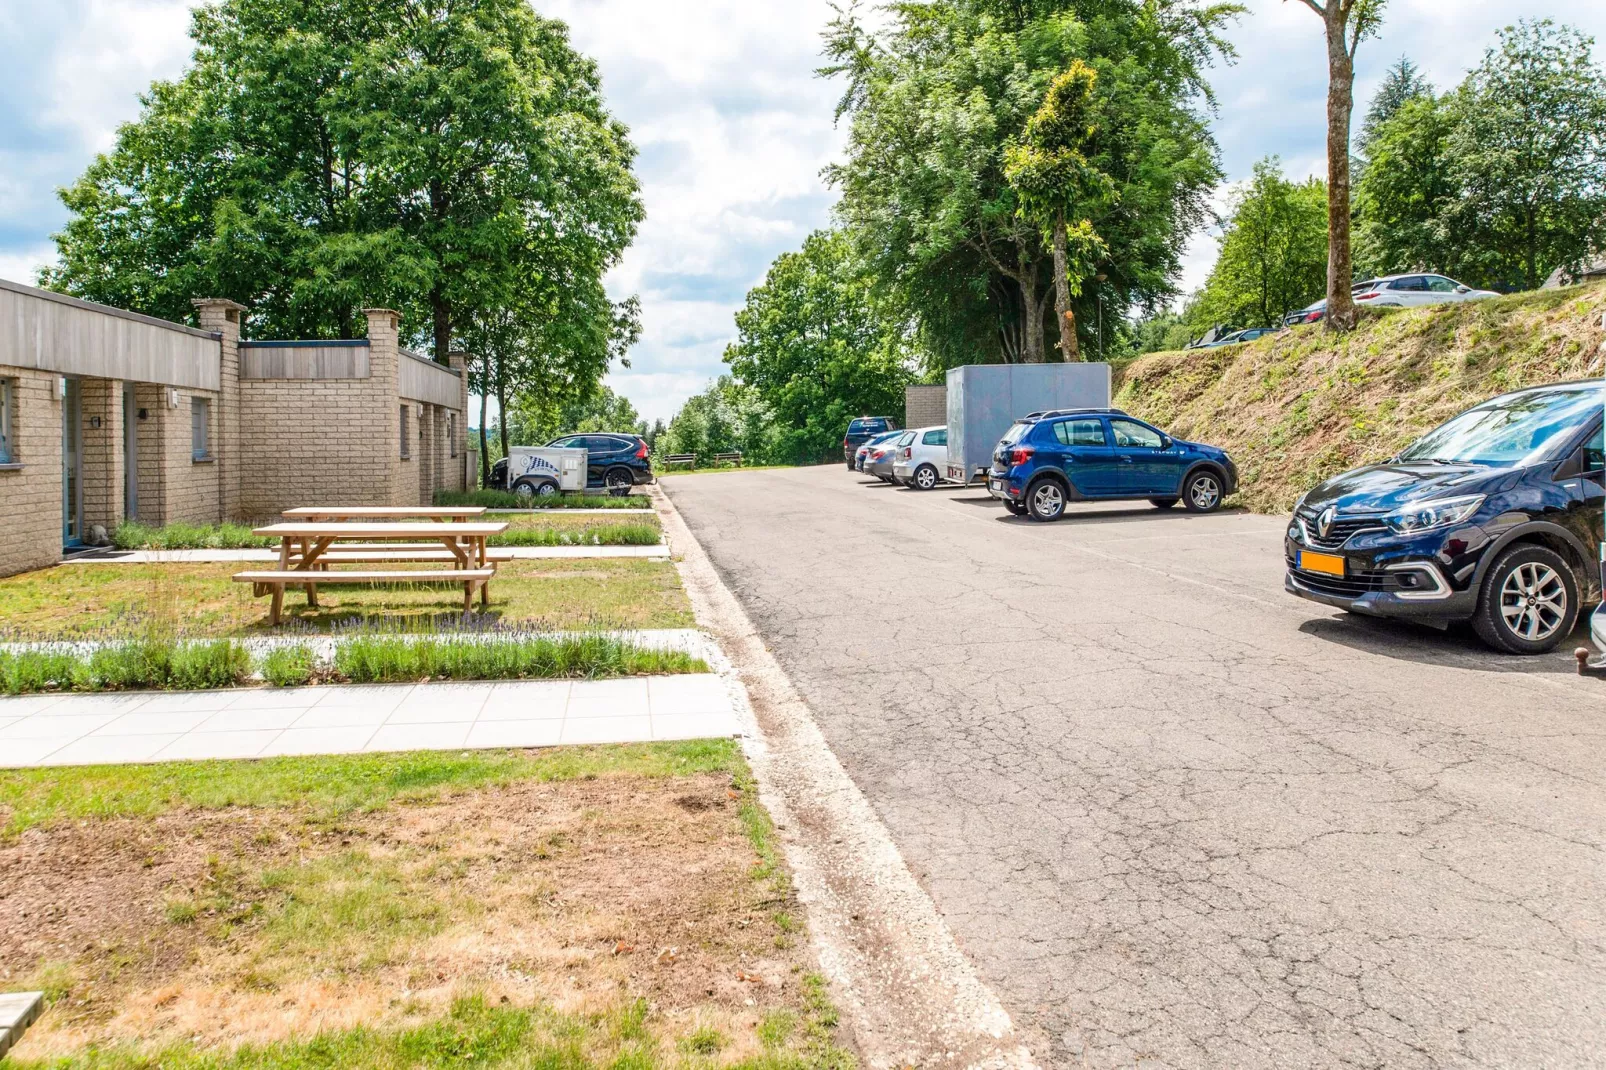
[664,465,1606,1070]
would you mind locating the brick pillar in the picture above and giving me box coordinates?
[448,352,470,491]
[364,309,402,505]
[77,379,122,541]
[418,403,433,505]
[192,298,246,521]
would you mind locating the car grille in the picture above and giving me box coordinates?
[1286,562,1399,599]
[1294,509,1387,551]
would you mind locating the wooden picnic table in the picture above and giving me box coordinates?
[239,520,509,624]
[281,506,487,521]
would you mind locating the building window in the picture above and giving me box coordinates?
[400,404,411,459]
[0,379,13,464]
[448,414,457,457]
[190,397,210,460]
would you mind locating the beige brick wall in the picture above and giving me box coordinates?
[0,367,66,577]
[79,377,123,536]
[237,374,398,517]
[906,385,947,429]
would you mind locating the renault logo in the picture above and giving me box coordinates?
[1318,507,1336,538]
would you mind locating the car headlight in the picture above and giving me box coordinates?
[1383,495,1485,535]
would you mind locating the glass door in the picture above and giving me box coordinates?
[122,382,138,519]
[62,378,82,546]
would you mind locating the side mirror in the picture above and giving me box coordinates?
[1160,436,1174,450]
[1455,285,1470,294]
[1555,449,1585,480]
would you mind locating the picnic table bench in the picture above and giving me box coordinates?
[282,506,487,521]
[236,520,508,625]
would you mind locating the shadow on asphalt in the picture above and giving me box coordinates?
[1297,614,1589,675]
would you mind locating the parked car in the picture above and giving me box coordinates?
[543,433,654,494]
[843,416,899,469]
[1353,273,1499,308]
[1284,381,1603,654]
[893,426,949,489]
[1186,324,1242,349]
[491,432,653,495]
[987,409,1237,521]
[1284,280,1386,326]
[867,431,915,482]
[855,430,903,472]
[1202,326,1279,347]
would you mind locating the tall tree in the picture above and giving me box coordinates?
[1353,93,1454,278]
[824,0,1231,371]
[1441,20,1606,291]
[45,0,642,367]
[1196,158,1328,327]
[724,230,913,464]
[1005,61,1113,361]
[1356,56,1431,158]
[1290,0,1387,332]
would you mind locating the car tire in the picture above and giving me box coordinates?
[513,477,558,499]
[604,467,634,497]
[1026,478,1067,522]
[1003,499,1027,517]
[1471,543,1579,655]
[1182,470,1224,513]
[913,464,939,491]
[1150,497,1179,509]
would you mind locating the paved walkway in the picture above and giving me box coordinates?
[67,544,668,563]
[0,674,738,767]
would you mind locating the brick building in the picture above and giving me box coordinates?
[0,278,473,577]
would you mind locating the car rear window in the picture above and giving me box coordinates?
[998,422,1031,446]
[849,419,887,434]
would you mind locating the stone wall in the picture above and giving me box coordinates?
[905,385,947,429]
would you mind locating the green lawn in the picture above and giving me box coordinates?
[0,559,694,639]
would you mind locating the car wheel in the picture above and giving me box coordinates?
[1471,544,1579,655]
[913,464,939,490]
[1150,497,1178,509]
[1026,479,1066,522]
[511,479,537,500]
[1182,471,1223,513]
[604,468,633,497]
[534,480,559,498]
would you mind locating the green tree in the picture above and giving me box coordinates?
[1440,20,1606,291]
[658,378,777,464]
[1005,61,1113,361]
[724,230,913,464]
[1353,93,1455,278]
[45,0,642,364]
[1291,0,1388,332]
[1196,158,1328,327]
[824,0,1231,370]
[1356,56,1431,158]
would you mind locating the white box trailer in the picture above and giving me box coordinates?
[944,363,1112,483]
[505,447,587,497]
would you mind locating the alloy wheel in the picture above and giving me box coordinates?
[1499,562,1567,642]
[1188,475,1221,511]
[1031,482,1064,519]
[916,466,937,490]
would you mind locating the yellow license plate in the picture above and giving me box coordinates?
[1300,550,1347,577]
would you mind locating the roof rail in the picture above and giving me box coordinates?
[1022,407,1129,421]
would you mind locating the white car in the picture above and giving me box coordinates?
[1355,273,1499,308]
[892,425,949,490]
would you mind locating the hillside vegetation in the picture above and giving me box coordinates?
[1116,283,1606,513]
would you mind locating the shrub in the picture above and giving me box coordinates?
[113,521,274,550]
[0,649,81,694]
[261,644,316,687]
[81,639,252,691]
[489,522,661,547]
[334,635,706,683]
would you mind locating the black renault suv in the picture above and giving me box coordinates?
[1285,381,1603,654]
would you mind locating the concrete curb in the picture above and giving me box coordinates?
[649,485,1041,1070]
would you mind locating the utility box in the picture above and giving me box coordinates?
[505,447,587,495]
[944,363,1111,483]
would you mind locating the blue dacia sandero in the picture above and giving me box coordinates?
[1286,381,1603,655]
[987,409,1238,521]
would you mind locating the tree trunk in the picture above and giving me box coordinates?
[1052,215,1080,361]
[496,375,510,461]
[1020,261,1046,363]
[1322,14,1358,332]
[431,287,452,362]
[478,387,491,489]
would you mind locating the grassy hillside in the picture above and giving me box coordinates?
[1115,282,1606,513]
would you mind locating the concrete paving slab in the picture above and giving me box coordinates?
[0,991,43,1060]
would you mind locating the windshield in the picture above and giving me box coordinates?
[1398,387,1601,466]
[998,422,1031,447]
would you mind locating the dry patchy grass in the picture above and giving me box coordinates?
[1116,282,1606,513]
[0,743,850,1069]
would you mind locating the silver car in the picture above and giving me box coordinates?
[866,431,915,482]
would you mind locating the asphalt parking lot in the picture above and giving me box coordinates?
[665,465,1606,1070]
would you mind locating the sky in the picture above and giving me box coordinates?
[3,1,1606,425]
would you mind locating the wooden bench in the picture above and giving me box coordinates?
[712,452,743,466]
[233,569,497,624]
[286,543,516,563]
[662,454,697,467]
[282,506,487,521]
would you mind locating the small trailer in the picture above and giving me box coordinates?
[944,363,1112,484]
[505,447,587,498]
